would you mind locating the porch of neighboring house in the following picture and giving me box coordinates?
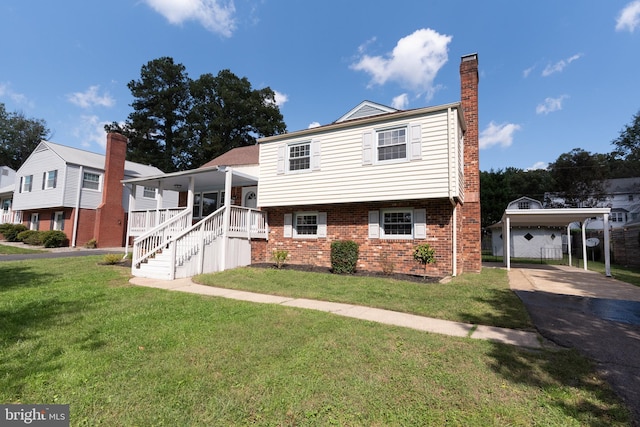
[0,194,21,225]
[123,166,267,280]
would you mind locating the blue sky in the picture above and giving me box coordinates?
[1,1,639,172]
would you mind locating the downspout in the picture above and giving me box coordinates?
[71,165,83,248]
[447,107,457,277]
[603,213,611,277]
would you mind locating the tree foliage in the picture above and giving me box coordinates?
[611,109,640,176]
[106,57,286,172]
[0,103,50,170]
[547,148,608,207]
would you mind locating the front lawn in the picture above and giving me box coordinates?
[195,265,534,330]
[0,257,631,425]
[0,243,45,255]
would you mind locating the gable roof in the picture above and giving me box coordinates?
[35,141,163,178]
[200,145,259,168]
[335,100,398,123]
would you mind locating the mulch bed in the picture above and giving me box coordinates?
[250,263,442,284]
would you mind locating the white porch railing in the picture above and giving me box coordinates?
[131,208,191,269]
[132,205,268,280]
[1,210,22,224]
[128,208,185,237]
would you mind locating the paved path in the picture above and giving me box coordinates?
[129,276,545,349]
[507,263,640,425]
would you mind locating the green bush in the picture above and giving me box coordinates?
[0,224,28,242]
[103,253,123,265]
[272,249,289,268]
[331,240,359,274]
[413,243,436,279]
[17,230,43,246]
[41,230,69,248]
[84,238,97,249]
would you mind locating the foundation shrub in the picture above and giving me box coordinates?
[17,230,43,246]
[41,230,69,248]
[330,240,359,274]
[0,224,27,242]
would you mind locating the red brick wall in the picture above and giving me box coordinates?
[258,199,456,277]
[460,54,481,273]
[94,133,127,247]
[74,208,97,247]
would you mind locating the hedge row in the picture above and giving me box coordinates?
[0,224,68,248]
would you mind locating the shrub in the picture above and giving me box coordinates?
[331,240,359,274]
[379,253,395,275]
[103,253,123,265]
[17,230,43,246]
[272,249,289,269]
[413,243,436,279]
[41,230,69,248]
[0,224,28,242]
[84,238,97,249]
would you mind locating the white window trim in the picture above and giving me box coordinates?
[363,122,421,166]
[21,175,33,193]
[285,211,327,239]
[375,126,409,164]
[277,140,321,174]
[82,172,102,191]
[44,170,57,190]
[369,208,426,240]
[143,186,157,199]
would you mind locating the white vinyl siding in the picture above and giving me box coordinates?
[259,107,462,207]
[13,146,67,210]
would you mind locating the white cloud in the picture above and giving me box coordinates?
[72,115,110,148]
[67,86,115,109]
[391,93,409,110]
[536,95,569,115]
[308,122,321,129]
[526,161,548,171]
[273,90,288,107]
[0,82,31,107]
[616,1,640,32]
[350,28,452,102]
[479,121,521,149]
[523,66,535,78]
[144,0,236,37]
[542,54,583,77]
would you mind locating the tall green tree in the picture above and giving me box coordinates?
[547,148,609,207]
[188,69,286,167]
[107,58,287,171]
[0,103,50,170]
[106,57,192,172]
[611,109,640,177]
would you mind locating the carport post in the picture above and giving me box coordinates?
[505,216,511,270]
[603,213,611,277]
[566,224,572,267]
[581,221,588,271]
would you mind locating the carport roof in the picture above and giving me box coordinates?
[501,207,611,227]
[121,166,258,190]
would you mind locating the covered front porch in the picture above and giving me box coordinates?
[122,166,267,280]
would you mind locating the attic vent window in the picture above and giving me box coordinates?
[524,232,534,241]
[518,201,530,209]
[550,233,556,240]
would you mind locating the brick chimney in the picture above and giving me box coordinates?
[460,53,481,273]
[94,133,127,247]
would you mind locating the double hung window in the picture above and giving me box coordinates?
[295,213,318,236]
[21,175,33,193]
[82,172,101,190]
[289,142,311,171]
[377,127,407,161]
[381,209,413,238]
[44,170,57,189]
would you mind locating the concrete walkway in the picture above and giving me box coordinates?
[129,276,545,349]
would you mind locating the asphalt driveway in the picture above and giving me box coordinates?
[508,264,640,425]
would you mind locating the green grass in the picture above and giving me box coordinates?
[0,243,45,255]
[195,266,534,330]
[0,257,631,425]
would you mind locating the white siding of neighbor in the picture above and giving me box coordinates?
[125,185,180,211]
[258,108,463,207]
[13,147,67,210]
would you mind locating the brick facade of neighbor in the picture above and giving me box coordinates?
[258,199,456,277]
[459,53,482,273]
[93,133,127,247]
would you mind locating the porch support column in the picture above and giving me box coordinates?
[187,177,195,216]
[155,180,163,225]
[603,213,611,277]
[581,221,588,271]
[220,167,233,271]
[124,183,136,257]
[566,224,572,267]
[505,216,511,270]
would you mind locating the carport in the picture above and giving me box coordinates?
[501,207,612,276]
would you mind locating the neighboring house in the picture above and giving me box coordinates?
[255,54,481,277]
[0,166,18,224]
[11,134,177,247]
[489,197,565,259]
